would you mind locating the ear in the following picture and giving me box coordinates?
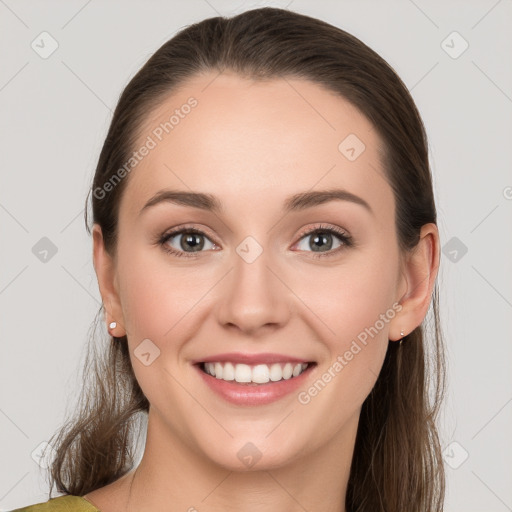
[389,223,440,341]
[92,223,126,336]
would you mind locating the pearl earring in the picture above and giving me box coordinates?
[109,321,117,329]
[400,330,404,337]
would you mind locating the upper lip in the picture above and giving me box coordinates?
[191,352,314,365]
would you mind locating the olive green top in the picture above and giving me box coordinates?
[9,495,100,512]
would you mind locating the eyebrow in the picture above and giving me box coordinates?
[139,188,373,216]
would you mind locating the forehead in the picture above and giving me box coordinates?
[119,71,392,223]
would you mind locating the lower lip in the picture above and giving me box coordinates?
[194,363,316,406]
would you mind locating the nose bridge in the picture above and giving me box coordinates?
[216,234,290,333]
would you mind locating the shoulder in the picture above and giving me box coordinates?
[8,495,100,512]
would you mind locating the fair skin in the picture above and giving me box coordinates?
[87,71,439,512]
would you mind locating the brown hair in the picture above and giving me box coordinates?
[46,7,446,511]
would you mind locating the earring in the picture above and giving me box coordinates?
[400,330,404,337]
[109,321,117,329]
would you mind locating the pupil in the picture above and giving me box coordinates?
[182,233,204,252]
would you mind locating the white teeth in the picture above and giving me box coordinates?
[234,364,252,383]
[252,364,270,383]
[202,361,310,384]
[282,362,293,379]
[222,362,235,381]
[269,363,282,382]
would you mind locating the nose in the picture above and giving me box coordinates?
[216,247,291,336]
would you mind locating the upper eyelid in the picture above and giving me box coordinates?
[162,225,218,243]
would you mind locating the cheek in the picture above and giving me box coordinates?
[293,259,396,433]
[116,245,205,340]
[116,251,202,416]
[297,255,398,346]
[291,251,398,409]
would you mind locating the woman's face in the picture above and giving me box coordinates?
[96,72,410,470]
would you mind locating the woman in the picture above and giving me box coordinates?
[13,6,446,512]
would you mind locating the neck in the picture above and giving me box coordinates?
[123,409,358,512]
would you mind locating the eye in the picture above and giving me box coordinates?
[293,224,353,258]
[158,225,217,258]
[157,223,353,259]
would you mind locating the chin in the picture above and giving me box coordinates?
[197,432,305,472]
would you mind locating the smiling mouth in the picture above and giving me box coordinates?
[197,361,317,385]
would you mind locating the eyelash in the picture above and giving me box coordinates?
[157,223,353,259]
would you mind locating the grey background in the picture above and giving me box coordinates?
[1,1,511,510]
